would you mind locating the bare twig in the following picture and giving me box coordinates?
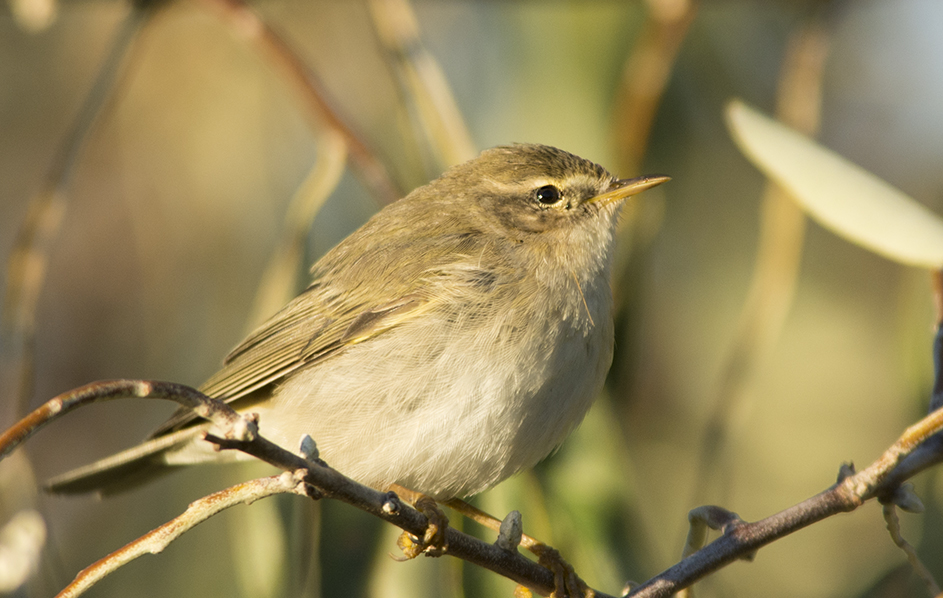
[3,380,610,597]
[204,430,602,597]
[56,472,308,598]
[629,404,943,597]
[190,0,400,205]
[11,380,943,598]
[0,380,242,460]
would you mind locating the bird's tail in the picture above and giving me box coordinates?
[44,427,206,495]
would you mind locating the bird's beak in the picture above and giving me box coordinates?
[588,174,671,206]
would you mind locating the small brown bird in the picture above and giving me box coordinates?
[47,144,668,502]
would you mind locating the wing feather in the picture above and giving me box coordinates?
[149,199,498,437]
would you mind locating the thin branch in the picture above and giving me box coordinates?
[0,380,243,460]
[204,432,604,597]
[56,472,309,598]
[190,0,400,205]
[11,379,943,598]
[628,404,943,597]
[882,503,941,597]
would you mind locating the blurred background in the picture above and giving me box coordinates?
[2,0,943,597]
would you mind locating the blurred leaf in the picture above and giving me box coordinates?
[0,510,45,593]
[726,99,943,269]
[8,0,57,32]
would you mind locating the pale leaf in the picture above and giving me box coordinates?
[726,99,943,269]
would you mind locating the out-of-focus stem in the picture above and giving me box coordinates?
[612,0,697,174]
[192,0,400,205]
[368,0,476,171]
[1,5,150,424]
[693,21,830,503]
[245,131,348,330]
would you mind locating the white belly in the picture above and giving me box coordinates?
[254,298,613,499]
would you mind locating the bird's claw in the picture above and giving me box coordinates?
[396,495,449,559]
[529,543,593,598]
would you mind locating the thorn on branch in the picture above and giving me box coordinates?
[621,580,638,597]
[881,483,924,514]
[683,505,751,565]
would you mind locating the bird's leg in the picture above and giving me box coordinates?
[444,498,591,598]
[389,483,449,558]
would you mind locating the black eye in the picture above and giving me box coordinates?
[535,185,562,205]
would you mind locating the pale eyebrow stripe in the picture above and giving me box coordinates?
[481,178,555,194]
[482,173,602,194]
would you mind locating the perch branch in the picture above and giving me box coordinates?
[8,379,943,598]
[1,380,613,598]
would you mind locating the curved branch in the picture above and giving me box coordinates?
[56,472,308,598]
[1,380,612,597]
[0,379,242,461]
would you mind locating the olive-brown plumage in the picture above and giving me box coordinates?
[47,144,668,498]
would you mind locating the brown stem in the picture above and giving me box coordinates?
[191,0,400,205]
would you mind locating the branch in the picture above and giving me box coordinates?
[0,380,241,461]
[1,380,613,598]
[203,428,604,597]
[56,472,309,598]
[9,379,943,598]
[628,404,943,597]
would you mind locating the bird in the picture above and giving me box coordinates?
[47,144,668,506]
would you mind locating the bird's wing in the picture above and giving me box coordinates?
[149,285,434,437]
[148,211,496,438]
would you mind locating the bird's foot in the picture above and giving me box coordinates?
[529,543,593,598]
[442,497,592,597]
[391,486,449,558]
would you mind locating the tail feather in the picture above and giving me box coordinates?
[45,427,203,495]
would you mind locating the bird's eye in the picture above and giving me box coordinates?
[534,185,562,205]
